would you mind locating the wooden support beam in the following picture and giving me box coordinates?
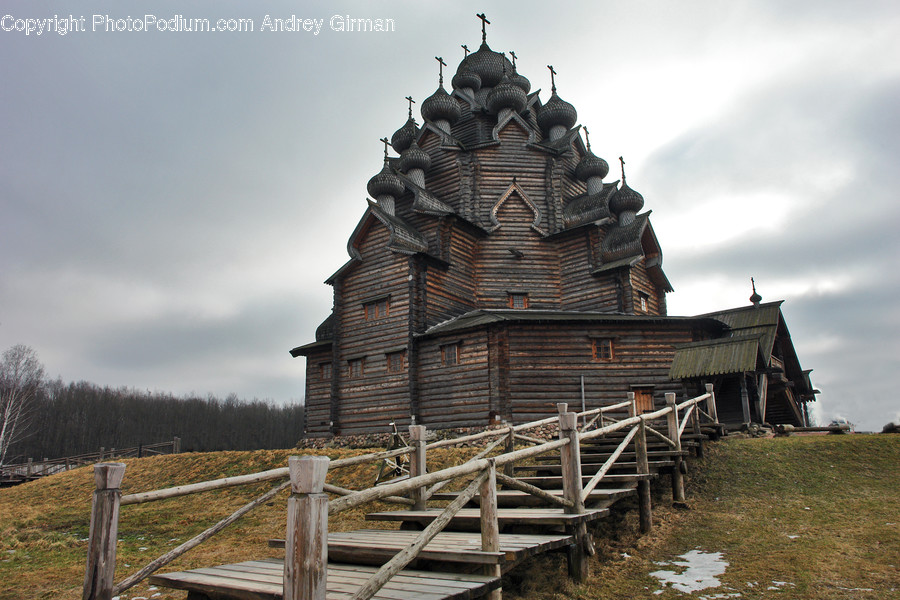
[666,393,686,504]
[705,383,719,424]
[740,374,752,425]
[284,456,329,600]
[629,394,652,534]
[408,425,427,510]
[480,461,502,600]
[558,403,589,582]
[83,463,126,600]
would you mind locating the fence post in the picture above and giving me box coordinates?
[628,393,652,533]
[284,456,329,600]
[27,458,33,478]
[558,403,589,582]
[173,436,181,454]
[705,383,719,424]
[666,393,686,503]
[83,462,126,600]
[408,425,427,510]
[480,460,502,600]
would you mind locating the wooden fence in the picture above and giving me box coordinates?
[82,386,718,600]
[0,438,181,487]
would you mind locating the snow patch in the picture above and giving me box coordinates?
[650,549,729,593]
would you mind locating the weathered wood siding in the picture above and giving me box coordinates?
[505,322,693,423]
[335,222,412,435]
[475,194,561,309]
[557,228,620,312]
[417,329,492,429]
[629,259,664,316]
[424,225,479,327]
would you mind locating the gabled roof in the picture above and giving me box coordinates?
[669,333,766,379]
[700,301,784,362]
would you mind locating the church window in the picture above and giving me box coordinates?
[348,358,364,378]
[364,297,390,320]
[639,292,649,313]
[441,343,460,366]
[386,350,406,373]
[592,338,614,362]
[319,362,332,380]
[508,293,529,309]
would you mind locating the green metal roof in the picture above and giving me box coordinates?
[699,301,783,361]
[669,334,764,379]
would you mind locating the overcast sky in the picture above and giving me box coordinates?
[2,0,898,431]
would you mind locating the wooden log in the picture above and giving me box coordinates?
[408,426,427,510]
[558,404,588,583]
[323,483,414,506]
[666,394,686,503]
[424,435,507,501]
[629,394,652,534]
[480,461,502,600]
[496,472,573,508]
[285,456,330,600]
[503,427,515,478]
[579,426,638,502]
[83,463,126,600]
[349,469,490,600]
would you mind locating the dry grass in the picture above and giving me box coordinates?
[2,435,898,600]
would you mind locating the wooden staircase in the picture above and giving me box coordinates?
[85,389,721,600]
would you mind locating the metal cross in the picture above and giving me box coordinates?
[547,65,557,93]
[509,51,518,69]
[435,56,447,86]
[619,156,626,182]
[476,13,490,43]
[380,137,390,159]
[583,126,592,151]
[462,44,470,56]
[405,96,415,119]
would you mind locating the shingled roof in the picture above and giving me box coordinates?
[669,333,766,379]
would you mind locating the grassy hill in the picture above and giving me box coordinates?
[1,435,897,600]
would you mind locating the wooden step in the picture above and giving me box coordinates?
[514,473,654,489]
[365,507,609,530]
[429,486,636,507]
[268,530,573,566]
[514,460,674,475]
[150,558,500,600]
[531,450,688,462]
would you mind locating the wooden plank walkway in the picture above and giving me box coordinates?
[149,559,500,600]
[364,507,609,529]
[428,486,636,507]
[267,530,573,566]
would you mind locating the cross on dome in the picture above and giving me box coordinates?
[476,13,490,43]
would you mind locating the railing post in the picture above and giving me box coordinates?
[27,458,33,478]
[480,460,501,600]
[558,402,589,582]
[503,423,515,478]
[705,383,719,424]
[284,456,329,600]
[629,393,652,533]
[408,425,427,510]
[666,393,686,503]
[173,436,181,454]
[83,463,126,600]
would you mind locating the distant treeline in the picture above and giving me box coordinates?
[6,379,304,463]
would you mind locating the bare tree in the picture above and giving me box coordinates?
[0,344,45,466]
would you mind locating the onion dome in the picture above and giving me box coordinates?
[391,117,418,153]
[398,140,432,173]
[575,127,609,182]
[456,42,513,89]
[452,67,482,93]
[421,85,461,125]
[367,159,404,200]
[750,278,762,306]
[486,72,528,114]
[609,157,644,218]
[609,180,644,216]
[576,153,609,182]
[537,92,577,135]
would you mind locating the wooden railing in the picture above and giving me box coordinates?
[82,385,719,600]
[0,439,181,485]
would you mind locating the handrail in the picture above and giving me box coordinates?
[580,426,639,503]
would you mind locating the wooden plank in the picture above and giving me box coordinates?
[365,507,608,528]
[150,560,500,600]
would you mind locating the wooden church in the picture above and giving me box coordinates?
[291,19,818,437]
